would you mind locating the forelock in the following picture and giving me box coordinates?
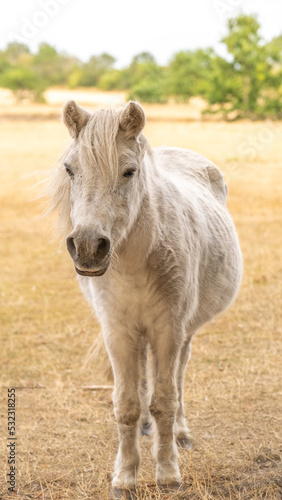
[78,108,121,178]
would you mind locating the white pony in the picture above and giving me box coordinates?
[49,100,242,498]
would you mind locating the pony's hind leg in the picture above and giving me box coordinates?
[104,328,141,491]
[175,335,193,449]
[149,325,182,487]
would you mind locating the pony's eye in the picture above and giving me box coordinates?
[64,164,74,178]
[123,169,136,178]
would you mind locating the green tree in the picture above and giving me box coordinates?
[33,43,80,86]
[165,49,216,101]
[0,42,32,77]
[122,52,167,102]
[79,53,116,87]
[4,42,30,63]
[0,50,10,74]
[207,15,282,118]
[126,52,163,87]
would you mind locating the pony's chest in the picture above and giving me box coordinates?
[89,271,160,324]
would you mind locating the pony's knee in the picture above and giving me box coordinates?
[149,385,178,422]
[114,397,141,426]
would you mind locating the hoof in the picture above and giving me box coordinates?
[177,437,193,449]
[158,482,184,494]
[140,421,152,436]
[109,487,136,500]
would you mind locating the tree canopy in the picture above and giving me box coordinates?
[0,15,281,118]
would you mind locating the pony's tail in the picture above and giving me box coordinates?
[83,331,114,382]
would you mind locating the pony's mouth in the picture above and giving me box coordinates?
[75,265,108,277]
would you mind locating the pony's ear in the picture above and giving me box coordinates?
[119,101,146,138]
[63,100,91,139]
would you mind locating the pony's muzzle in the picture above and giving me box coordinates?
[66,229,111,276]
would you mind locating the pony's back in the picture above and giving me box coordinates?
[154,146,228,206]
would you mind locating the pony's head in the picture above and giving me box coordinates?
[51,100,148,277]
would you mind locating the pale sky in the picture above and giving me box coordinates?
[1,0,282,67]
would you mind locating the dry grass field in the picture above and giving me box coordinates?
[0,103,281,499]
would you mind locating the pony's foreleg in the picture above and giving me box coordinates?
[149,328,182,486]
[104,330,141,489]
[138,339,152,435]
[175,335,193,448]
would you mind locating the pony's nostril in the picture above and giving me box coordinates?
[66,236,78,260]
[97,237,110,260]
[98,238,107,251]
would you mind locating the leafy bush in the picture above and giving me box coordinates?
[0,67,46,102]
[98,70,124,91]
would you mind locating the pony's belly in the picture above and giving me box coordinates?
[189,238,242,331]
